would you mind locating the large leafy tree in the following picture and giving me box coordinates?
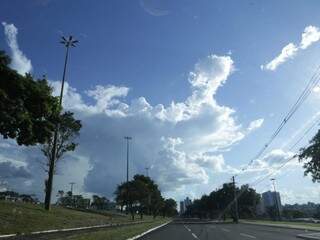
[299,130,320,182]
[0,50,59,145]
[114,174,165,220]
[161,198,178,217]
[42,111,81,209]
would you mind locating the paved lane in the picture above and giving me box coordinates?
[139,222,314,240]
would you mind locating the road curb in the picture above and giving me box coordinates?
[126,221,172,240]
[297,233,320,240]
[173,221,219,224]
[0,221,150,239]
[241,221,320,232]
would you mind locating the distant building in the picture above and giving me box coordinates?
[184,197,192,208]
[257,191,282,215]
[180,201,185,214]
[180,197,192,214]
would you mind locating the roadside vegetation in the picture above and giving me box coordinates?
[0,200,144,235]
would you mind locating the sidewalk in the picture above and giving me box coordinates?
[297,233,320,240]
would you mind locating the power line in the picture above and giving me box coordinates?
[241,66,320,172]
[289,116,320,151]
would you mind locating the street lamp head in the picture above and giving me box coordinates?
[60,35,79,48]
[124,136,132,140]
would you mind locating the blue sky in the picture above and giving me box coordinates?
[1,0,320,204]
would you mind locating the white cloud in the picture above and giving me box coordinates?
[2,22,32,75]
[0,51,263,200]
[261,25,320,71]
[300,26,320,49]
[247,118,264,132]
[261,43,298,71]
[47,54,263,196]
[239,149,301,187]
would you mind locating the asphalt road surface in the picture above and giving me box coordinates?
[139,222,314,240]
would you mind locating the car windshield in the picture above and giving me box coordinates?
[1,1,320,240]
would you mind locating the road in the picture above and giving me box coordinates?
[139,222,312,240]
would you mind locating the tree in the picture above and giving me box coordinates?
[314,205,320,219]
[91,195,109,210]
[299,130,320,182]
[0,50,59,145]
[266,206,278,220]
[114,175,165,220]
[42,112,81,210]
[238,185,261,218]
[161,198,178,217]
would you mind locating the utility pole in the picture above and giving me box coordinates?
[69,182,76,195]
[271,178,281,221]
[69,182,76,208]
[145,167,149,177]
[232,176,239,223]
[44,36,78,211]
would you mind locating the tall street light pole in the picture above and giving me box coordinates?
[124,136,132,183]
[124,136,132,214]
[44,36,78,211]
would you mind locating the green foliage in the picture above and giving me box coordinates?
[0,50,59,145]
[266,206,278,220]
[41,111,82,172]
[91,195,109,210]
[299,129,320,182]
[184,183,260,219]
[114,175,177,220]
[313,205,320,219]
[161,198,178,217]
[282,209,305,219]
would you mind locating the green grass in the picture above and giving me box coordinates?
[0,201,146,234]
[58,219,170,240]
[243,219,320,229]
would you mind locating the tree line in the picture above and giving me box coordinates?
[183,183,260,221]
[115,174,177,220]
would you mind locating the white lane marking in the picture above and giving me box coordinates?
[240,233,256,239]
[183,225,191,232]
[221,227,230,232]
[127,221,172,240]
[192,233,199,239]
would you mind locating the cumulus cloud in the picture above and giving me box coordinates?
[0,49,263,199]
[0,161,32,179]
[2,22,32,75]
[261,25,320,71]
[240,149,301,186]
[49,54,262,196]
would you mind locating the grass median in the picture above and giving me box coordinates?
[0,200,150,235]
[58,219,170,240]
